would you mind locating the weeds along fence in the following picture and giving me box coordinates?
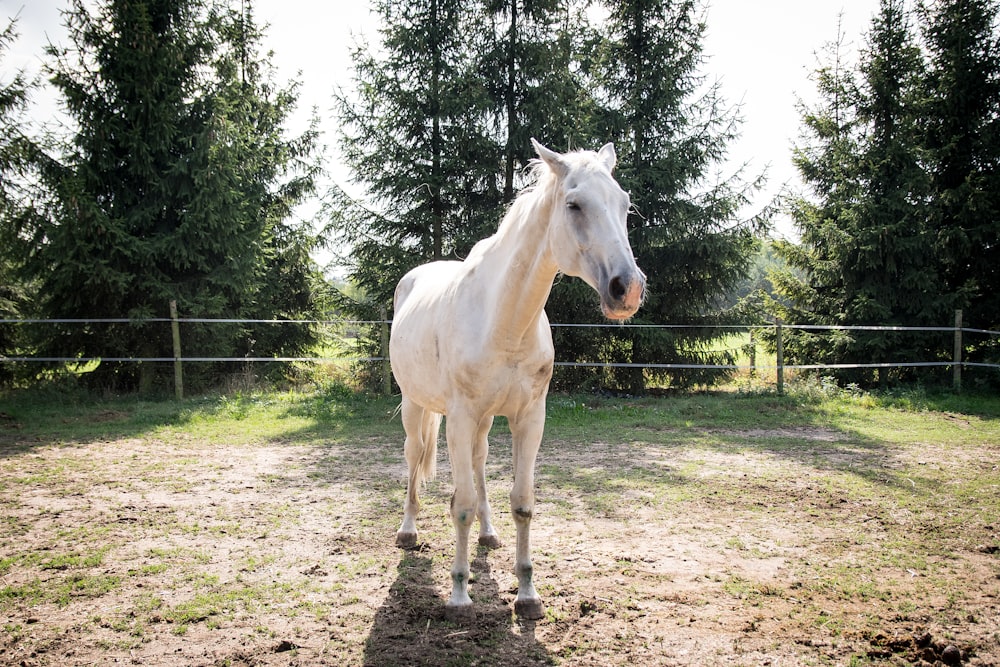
[2,305,998,398]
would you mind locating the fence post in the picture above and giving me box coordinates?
[749,327,757,378]
[169,300,183,400]
[380,306,391,396]
[775,317,784,396]
[953,309,963,393]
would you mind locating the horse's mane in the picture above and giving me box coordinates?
[500,149,602,227]
[466,148,599,261]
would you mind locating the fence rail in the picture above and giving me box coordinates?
[3,308,999,397]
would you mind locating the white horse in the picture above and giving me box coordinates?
[389,139,645,621]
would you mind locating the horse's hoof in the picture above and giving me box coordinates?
[514,598,545,620]
[395,531,418,550]
[478,534,502,549]
[444,603,475,624]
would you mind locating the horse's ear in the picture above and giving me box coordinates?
[531,138,569,180]
[597,142,617,172]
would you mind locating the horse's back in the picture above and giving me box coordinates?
[393,261,463,318]
[390,261,464,410]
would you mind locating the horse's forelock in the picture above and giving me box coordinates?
[516,148,607,213]
[524,158,547,184]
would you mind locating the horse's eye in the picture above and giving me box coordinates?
[566,201,581,211]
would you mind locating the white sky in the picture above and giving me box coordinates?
[2,0,881,242]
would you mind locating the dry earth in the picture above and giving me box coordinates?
[1,403,999,666]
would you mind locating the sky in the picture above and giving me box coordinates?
[3,0,882,242]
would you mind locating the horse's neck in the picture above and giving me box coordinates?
[479,192,558,346]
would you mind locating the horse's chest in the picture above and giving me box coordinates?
[452,350,553,414]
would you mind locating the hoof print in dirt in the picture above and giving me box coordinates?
[444,604,475,624]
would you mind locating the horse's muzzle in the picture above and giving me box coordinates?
[602,271,645,321]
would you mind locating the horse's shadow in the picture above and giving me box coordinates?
[363,546,553,666]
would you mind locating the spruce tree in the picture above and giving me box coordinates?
[920,0,1000,337]
[478,0,591,202]
[206,4,325,365]
[773,22,864,368]
[27,0,323,392]
[842,0,940,383]
[331,0,499,315]
[550,0,768,391]
[778,1,944,386]
[0,19,39,385]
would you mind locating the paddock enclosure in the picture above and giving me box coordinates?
[1,389,998,666]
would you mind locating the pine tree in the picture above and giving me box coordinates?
[550,0,768,391]
[778,1,944,386]
[920,0,1000,338]
[331,0,499,315]
[27,0,323,392]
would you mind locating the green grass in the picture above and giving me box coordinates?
[4,377,997,444]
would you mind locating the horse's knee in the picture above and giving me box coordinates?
[511,487,534,523]
[451,489,477,527]
[511,504,533,528]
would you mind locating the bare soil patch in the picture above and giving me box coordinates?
[1,402,999,666]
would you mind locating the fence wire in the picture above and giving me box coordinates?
[2,317,999,372]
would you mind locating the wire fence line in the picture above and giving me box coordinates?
[3,312,999,396]
[2,316,998,367]
[4,317,996,334]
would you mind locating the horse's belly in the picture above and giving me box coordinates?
[389,321,451,413]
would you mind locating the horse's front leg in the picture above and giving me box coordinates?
[509,400,546,620]
[445,411,479,621]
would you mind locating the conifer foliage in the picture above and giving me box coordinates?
[549,0,768,391]
[776,0,1000,385]
[0,19,39,386]
[21,0,324,391]
[330,0,592,315]
[920,0,1000,332]
[333,0,768,391]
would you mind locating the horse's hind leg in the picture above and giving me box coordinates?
[396,397,436,549]
[473,416,501,548]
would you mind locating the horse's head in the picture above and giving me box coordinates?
[532,139,646,321]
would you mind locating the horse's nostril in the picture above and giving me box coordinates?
[609,276,628,301]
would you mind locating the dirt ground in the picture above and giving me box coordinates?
[1,405,999,666]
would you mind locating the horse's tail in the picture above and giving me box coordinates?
[416,411,442,485]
